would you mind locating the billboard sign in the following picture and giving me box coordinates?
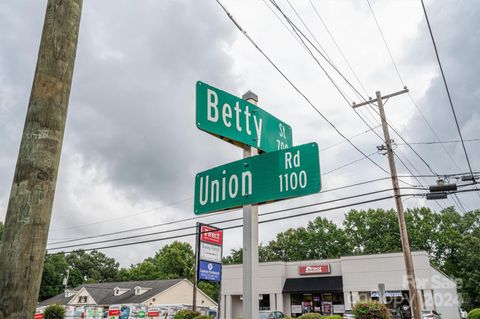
[196,223,223,283]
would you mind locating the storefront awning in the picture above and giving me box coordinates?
[282,276,343,294]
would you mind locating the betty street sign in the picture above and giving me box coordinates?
[194,142,321,214]
[196,81,293,152]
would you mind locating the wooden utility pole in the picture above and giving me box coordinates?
[0,1,82,317]
[353,88,423,319]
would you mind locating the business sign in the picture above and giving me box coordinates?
[108,305,121,319]
[130,305,147,319]
[147,306,161,319]
[194,142,321,214]
[196,223,223,283]
[199,242,222,263]
[200,224,223,245]
[198,260,222,282]
[196,81,293,153]
[298,264,331,275]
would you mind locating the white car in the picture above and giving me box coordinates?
[259,310,286,319]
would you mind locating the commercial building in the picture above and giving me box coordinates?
[221,251,460,319]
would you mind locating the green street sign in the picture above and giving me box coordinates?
[194,142,321,214]
[196,81,293,152]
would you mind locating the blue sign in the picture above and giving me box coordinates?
[198,260,222,282]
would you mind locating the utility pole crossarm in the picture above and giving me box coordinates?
[352,88,409,108]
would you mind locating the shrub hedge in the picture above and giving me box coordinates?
[353,301,390,319]
[468,308,480,319]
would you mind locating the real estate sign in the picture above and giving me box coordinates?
[196,81,293,153]
[194,142,321,214]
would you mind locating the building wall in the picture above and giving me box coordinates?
[142,280,217,309]
[221,252,461,319]
[429,268,460,319]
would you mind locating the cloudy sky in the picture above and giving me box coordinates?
[1,0,479,267]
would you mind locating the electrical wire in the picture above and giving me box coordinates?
[214,0,394,179]
[48,186,424,248]
[47,187,480,254]
[420,0,477,185]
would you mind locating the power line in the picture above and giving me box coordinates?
[47,187,480,254]
[45,194,403,253]
[48,186,425,249]
[214,0,393,178]
[363,0,470,209]
[396,138,480,146]
[420,0,477,184]
[50,197,192,233]
[365,0,405,86]
[267,0,437,189]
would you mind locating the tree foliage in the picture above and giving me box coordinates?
[0,221,3,241]
[65,250,119,283]
[44,304,66,319]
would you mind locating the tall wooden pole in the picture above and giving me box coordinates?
[0,1,82,317]
[352,88,423,319]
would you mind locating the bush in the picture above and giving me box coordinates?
[298,314,323,319]
[44,304,65,319]
[468,308,480,319]
[324,316,343,319]
[174,310,201,319]
[353,301,390,319]
[194,316,213,319]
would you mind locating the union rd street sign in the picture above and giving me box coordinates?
[194,142,321,214]
[196,81,293,152]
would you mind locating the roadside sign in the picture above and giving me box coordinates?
[194,142,321,214]
[196,81,293,153]
[198,260,222,282]
[199,242,222,263]
[200,224,223,245]
[196,223,223,284]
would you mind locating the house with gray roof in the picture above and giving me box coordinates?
[39,279,217,309]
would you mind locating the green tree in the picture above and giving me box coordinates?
[44,304,66,319]
[154,241,194,279]
[266,217,351,261]
[39,254,83,301]
[343,208,401,254]
[65,250,119,283]
[124,241,195,281]
[0,221,3,241]
[198,281,220,301]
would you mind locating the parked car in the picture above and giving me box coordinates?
[422,310,442,319]
[259,310,286,319]
[343,309,356,319]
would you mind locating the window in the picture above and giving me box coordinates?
[78,296,88,303]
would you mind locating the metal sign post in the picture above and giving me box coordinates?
[194,82,321,319]
[242,91,259,319]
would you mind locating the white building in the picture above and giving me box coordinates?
[39,279,217,309]
[220,251,460,319]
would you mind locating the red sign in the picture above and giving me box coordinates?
[108,310,120,316]
[148,312,160,317]
[34,314,44,319]
[200,225,223,245]
[298,264,331,275]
